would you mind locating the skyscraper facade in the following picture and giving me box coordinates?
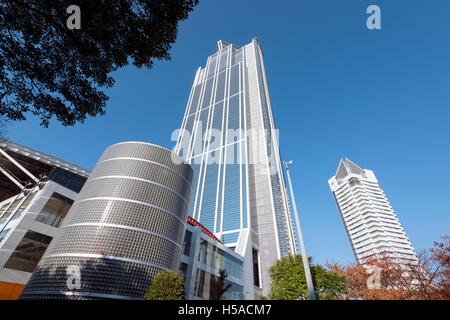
[328,158,417,264]
[174,39,297,297]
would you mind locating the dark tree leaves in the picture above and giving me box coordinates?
[0,0,198,126]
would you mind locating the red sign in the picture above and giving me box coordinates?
[187,216,222,243]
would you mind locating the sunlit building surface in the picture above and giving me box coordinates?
[21,142,194,300]
[0,138,88,299]
[328,158,418,264]
[182,216,245,300]
[18,141,245,300]
[0,139,246,300]
[175,39,298,297]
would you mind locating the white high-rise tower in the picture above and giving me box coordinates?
[328,158,417,264]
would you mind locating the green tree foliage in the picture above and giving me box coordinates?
[145,270,185,300]
[268,254,347,300]
[0,0,198,126]
[209,269,232,300]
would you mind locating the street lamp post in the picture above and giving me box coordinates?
[283,160,316,300]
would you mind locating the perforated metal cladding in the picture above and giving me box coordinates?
[97,142,193,182]
[21,142,193,300]
[62,200,185,243]
[77,177,189,218]
[21,256,161,299]
[88,158,191,197]
[45,226,181,269]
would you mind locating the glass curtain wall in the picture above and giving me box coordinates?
[177,44,248,244]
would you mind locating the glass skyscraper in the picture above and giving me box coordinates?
[174,38,297,297]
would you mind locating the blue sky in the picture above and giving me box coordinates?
[4,0,450,266]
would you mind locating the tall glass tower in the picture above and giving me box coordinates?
[174,38,297,297]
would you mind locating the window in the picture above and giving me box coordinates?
[252,249,260,287]
[0,202,10,216]
[197,239,243,279]
[0,228,10,243]
[0,197,22,224]
[194,268,244,299]
[10,190,38,222]
[3,231,52,273]
[182,230,192,256]
[48,168,86,193]
[179,263,188,281]
[35,192,73,227]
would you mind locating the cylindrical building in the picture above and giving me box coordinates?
[20,142,193,300]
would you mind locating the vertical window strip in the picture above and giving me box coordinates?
[238,64,243,230]
[214,65,228,234]
[176,84,195,153]
[195,53,222,222]
[219,77,230,234]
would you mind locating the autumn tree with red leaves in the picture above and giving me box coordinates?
[327,236,450,300]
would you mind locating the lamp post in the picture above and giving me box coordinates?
[283,160,316,300]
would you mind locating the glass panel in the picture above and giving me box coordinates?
[214,71,226,103]
[178,115,196,159]
[201,78,214,109]
[207,55,217,78]
[188,162,201,217]
[211,102,224,132]
[179,262,188,281]
[222,232,239,243]
[226,95,240,144]
[191,108,210,158]
[9,190,38,222]
[195,269,207,298]
[0,202,10,216]
[222,144,241,232]
[218,49,229,73]
[198,163,219,232]
[188,85,202,116]
[194,267,243,299]
[35,192,73,227]
[229,64,240,96]
[47,169,86,193]
[232,48,244,65]
[182,230,192,256]
[242,159,248,229]
[3,231,53,273]
[0,228,10,243]
[197,239,243,280]
[0,197,22,224]
[252,249,260,287]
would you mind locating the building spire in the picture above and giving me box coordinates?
[335,158,365,181]
[335,159,348,180]
[344,158,364,175]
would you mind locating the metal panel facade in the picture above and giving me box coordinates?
[20,142,193,300]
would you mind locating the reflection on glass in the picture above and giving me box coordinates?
[4,231,52,273]
[197,239,243,280]
[35,192,73,227]
[0,197,22,224]
[194,269,244,299]
[182,230,192,256]
[10,190,38,222]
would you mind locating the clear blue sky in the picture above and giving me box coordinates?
[4,0,450,266]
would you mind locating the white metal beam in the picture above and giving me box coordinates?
[0,166,24,189]
[0,148,39,183]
